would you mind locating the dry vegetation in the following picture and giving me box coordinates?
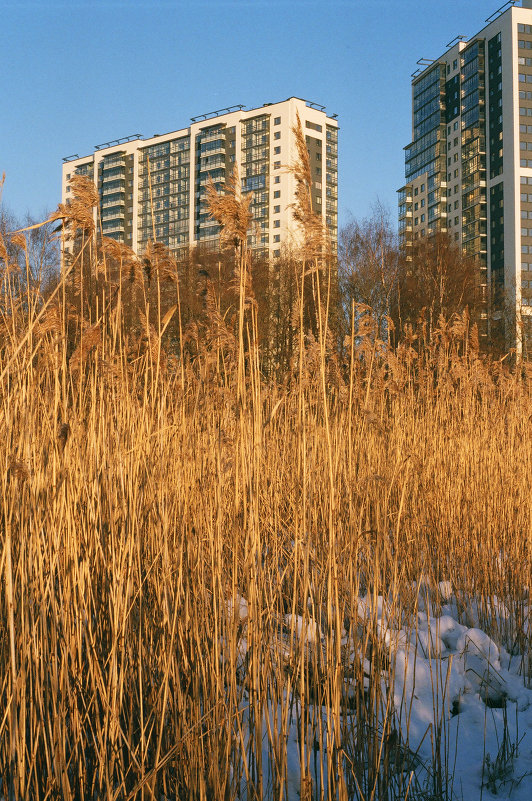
[0,135,530,800]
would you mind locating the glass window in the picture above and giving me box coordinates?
[274,117,281,125]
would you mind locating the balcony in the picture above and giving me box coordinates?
[101,197,125,209]
[101,170,125,183]
[102,157,125,169]
[198,139,225,156]
[101,181,125,195]
[199,129,226,143]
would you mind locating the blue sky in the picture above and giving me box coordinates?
[1,0,497,228]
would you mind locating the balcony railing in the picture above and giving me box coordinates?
[101,197,125,209]
[101,157,125,169]
[101,182,125,195]
[101,170,125,183]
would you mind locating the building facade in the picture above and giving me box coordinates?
[61,97,338,260]
[398,0,532,351]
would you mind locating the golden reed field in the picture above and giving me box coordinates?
[0,124,530,800]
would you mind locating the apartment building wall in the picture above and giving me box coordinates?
[398,1,532,351]
[61,97,338,260]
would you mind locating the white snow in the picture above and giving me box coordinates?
[226,583,532,800]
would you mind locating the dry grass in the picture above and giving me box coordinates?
[0,158,529,800]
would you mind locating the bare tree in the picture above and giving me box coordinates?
[0,207,59,297]
[392,231,481,342]
[338,204,398,343]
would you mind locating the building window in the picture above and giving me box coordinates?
[274,117,281,125]
[273,205,280,213]
[273,220,280,228]
[274,146,281,154]
[274,161,281,169]
[274,131,281,139]
[273,190,280,198]
[274,176,280,184]
[273,234,280,242]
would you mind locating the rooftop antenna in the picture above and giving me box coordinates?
[486,0,518,23]
[445,34,468,48]
[190,104,245,122]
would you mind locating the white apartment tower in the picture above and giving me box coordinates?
[398,0,532,351]
[61,97,338,260]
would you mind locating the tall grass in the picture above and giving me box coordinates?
[0,155,530,800]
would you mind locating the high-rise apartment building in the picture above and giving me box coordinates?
[61,97,338,260]
[398,0,532,351]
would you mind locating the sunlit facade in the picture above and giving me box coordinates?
[398,0,532,351]
[61,97,338,260]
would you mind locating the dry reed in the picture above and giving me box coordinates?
[0,171,529,801]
